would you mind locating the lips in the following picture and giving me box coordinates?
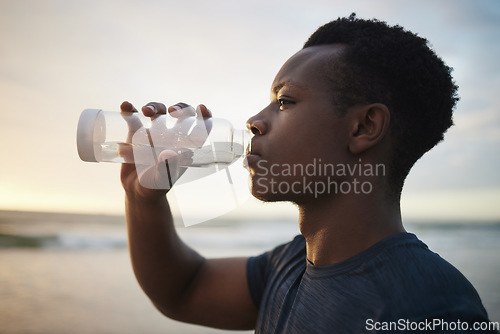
[245,140,262,167]
[245,152,261,165]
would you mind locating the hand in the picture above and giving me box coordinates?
[119,101,212,199]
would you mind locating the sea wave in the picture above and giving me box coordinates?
[0,232,128,250]
[1,210,499,251]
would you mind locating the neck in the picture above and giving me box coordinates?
[298,191,404,266]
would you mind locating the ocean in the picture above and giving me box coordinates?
[0,210,499,333]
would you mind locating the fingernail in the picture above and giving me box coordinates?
[146,105,156,113]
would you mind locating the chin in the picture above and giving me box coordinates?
[249,175,306,203]
[249,182,300,204]
[249,182,281,203]
[249,185,274,202]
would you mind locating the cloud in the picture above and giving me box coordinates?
[1,0,499,219]
[401,188,500,221]
[452,108,500,143]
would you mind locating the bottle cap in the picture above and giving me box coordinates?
[77,109,102,162]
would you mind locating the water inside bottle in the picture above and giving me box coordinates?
[99,142,246,167]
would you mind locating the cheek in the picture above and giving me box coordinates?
[267,130,341,169]
[265,110,346,169]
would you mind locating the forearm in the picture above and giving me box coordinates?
[119,102,257,328]
[125,191,205,313]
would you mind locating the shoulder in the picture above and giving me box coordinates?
[371,233,489,322]
[376,233,473,291]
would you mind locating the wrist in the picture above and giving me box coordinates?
[125,187,168,208]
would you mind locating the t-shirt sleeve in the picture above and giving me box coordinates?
[246,251,271,308]
[246,235,304,309]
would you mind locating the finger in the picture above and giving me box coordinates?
[158,149,193,168]
[158,149,179,162]
[168,102,196,119]
[120,102,143,138]
[142,102,167,117]
[120,101,139,113]
[195,104,212,119]
[167,102,190,112]
[120,162,139,191]
[118,142,134,163]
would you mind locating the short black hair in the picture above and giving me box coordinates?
[304,13,459,198]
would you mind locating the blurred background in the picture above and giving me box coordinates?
[0,0,499,333]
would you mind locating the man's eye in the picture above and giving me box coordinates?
[278,98,294,110]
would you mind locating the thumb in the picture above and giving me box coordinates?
[136,150,192,190]
[136,150,178,190]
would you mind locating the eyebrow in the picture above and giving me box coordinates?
[272,81,307,95]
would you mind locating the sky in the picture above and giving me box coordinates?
[0,0,499,222]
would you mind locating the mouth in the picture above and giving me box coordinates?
[245,151,260,160]
[244,144,261,168]
[243,153,260,171]
[244,138,263,167]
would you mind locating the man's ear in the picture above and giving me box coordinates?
[348,103,390,155]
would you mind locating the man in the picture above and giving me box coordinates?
[120,14,496,333]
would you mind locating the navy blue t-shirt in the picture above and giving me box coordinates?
[247,233,495,333]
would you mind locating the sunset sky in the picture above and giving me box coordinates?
[0,0,499,223]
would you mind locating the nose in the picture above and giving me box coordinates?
[246,113,267,135]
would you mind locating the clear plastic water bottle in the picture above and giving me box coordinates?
[76,109,252,168]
